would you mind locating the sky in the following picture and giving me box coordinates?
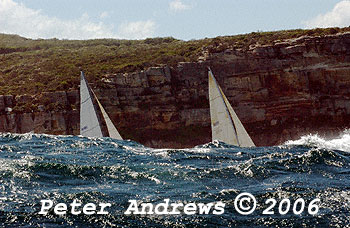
[0,0,350,40]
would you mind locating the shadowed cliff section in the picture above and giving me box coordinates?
[1,28,350,148]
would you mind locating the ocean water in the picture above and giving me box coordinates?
[1,132,350,227]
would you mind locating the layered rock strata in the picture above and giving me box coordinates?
[1,33,350,148]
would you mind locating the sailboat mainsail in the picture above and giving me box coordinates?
[80,71,123,140]
[208,68,255,147]
[80,71,104,137]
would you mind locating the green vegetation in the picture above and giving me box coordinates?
[1,27,349,95]
[12,102,38,113]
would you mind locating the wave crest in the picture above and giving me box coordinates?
[284,130,350,152]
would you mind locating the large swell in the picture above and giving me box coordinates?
[1,132,350,227]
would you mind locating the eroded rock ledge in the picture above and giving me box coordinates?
[1,33,350,148]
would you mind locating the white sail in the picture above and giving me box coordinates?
[80,71,103,137]
[91,90,123,140]
[208,68,255,147]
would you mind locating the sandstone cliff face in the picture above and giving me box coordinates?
[1,33,350,148]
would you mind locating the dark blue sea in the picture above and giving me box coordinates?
[1,132,350,227]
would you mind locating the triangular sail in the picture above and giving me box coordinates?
[208,68,255,147]
[209,69,239,146]
[91,90,123,140]
[80,71,103,137]
[221,88,255,147]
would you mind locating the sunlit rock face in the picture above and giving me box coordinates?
[1,33,350,148]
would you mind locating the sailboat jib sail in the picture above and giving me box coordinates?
[80,71,104,137]
[91,90,123,140]
[208,68,255,147]
[221,89,255,147]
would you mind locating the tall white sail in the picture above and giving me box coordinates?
[209,69,239,145]
[91,90,123,140]
[208,68,255,147]
[80,71,103,137]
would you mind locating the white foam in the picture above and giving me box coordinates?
[284,130,350,152]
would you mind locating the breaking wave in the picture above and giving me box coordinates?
[283,130,350,153]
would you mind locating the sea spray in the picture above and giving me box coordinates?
[284,129,350,152]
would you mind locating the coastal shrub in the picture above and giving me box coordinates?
[12,102,38,113]
[1,27,350,95]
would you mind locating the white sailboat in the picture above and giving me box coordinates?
[208,68,255,147]
[80,71,123,140]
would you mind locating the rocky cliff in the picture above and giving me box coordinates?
[1,32,350,148]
